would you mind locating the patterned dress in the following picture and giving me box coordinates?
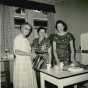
[53,32,75,65]
[32,37,50,69]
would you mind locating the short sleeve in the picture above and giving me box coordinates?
[49,34,55,42]
[13,38,21,50]
[53,34,58,42]
[13,36,25,51]
[68,33,75,41]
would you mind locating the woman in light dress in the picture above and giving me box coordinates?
[13,22,37,88]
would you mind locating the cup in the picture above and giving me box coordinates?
[60,62,64,70]
[47,64,51,69]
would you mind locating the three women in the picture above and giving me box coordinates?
[13,20,76,88]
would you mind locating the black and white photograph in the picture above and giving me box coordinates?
[1,0,88,88]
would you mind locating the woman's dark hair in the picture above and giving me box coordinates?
[55,20,67,32]
[37,27,47,34]
[20,22,32,36]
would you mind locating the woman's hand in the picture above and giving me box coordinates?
[53,41,60,66]
[31,52,36,59]
[70,61,79,67]
[70,63,75,67]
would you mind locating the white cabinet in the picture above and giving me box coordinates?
[80,33,88,65]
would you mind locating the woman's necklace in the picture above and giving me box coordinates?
[57,32,67,42]
[57,32,67,36]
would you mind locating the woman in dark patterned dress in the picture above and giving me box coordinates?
[53,20,76,66]
[32,27,51,88]
[32,27,51,69]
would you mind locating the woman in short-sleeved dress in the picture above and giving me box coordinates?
[32,27,51,88]
[32,27,51,69]
[53,20,76,66]
[13,23,37,88]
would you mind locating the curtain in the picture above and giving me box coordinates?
[1,5,12,53]
[1,5,14,83]
[0,6,3,87]
[0,5,3,57]
[0,0,55,13]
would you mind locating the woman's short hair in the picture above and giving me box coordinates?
[20,22,32,35]
[55,20,67,32]
[37,27,47,34]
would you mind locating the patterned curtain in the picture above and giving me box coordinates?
[0,5,3,57]
[1,5,12,53]
[0,5,14,83]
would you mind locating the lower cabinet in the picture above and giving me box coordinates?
[1,60,10,88]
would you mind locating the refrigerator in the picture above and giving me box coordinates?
[80,33,88,65]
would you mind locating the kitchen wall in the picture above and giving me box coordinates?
[0,5,3,87]
[0,5,3,57]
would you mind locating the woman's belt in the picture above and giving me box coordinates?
[35,51,48,54]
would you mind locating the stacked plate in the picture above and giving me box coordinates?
[68,67,84,73]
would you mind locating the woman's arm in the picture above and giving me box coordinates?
[14,49,31,56]
[70,40,76,63]
[31,48,37,60]
[48,47,52,65]
[53,41,60,65]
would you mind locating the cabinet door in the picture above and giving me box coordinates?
[80,33,88,65]
[1,61,10,88]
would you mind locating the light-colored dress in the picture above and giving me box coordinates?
[13,34,37,88]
